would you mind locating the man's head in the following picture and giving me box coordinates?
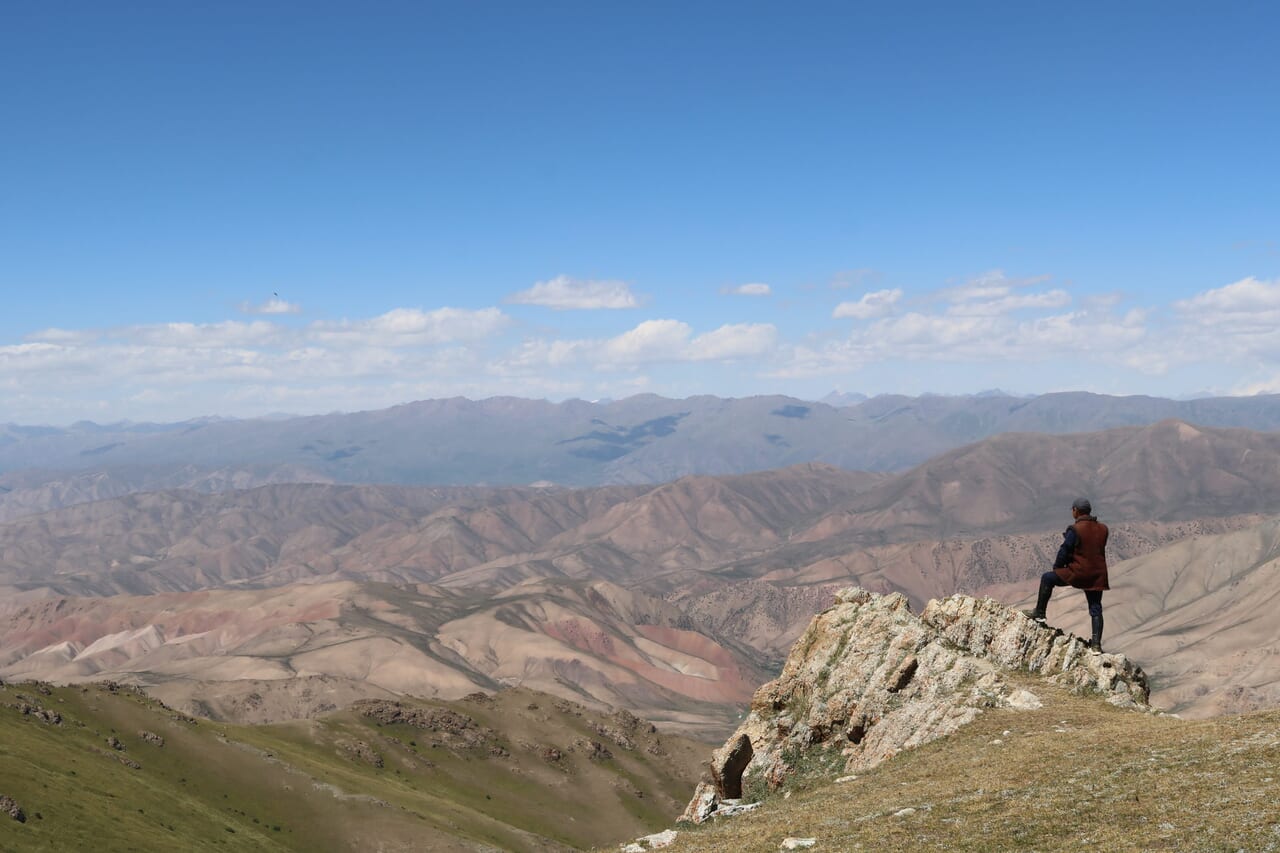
[1072,497,1092,517]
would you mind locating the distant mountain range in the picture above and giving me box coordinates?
[5,419,1280,732]
[5,390,1280,521]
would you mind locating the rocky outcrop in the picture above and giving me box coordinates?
[138,730,165,747]
[89,746,141,770]
[574,739,613,761]
[356,700,477,734]
[337,739,384,768]
[1,795,25,823]
[682,588,1149,822]
[354,699,502,753]
[9,695,62,726]
[920,594,1148,706]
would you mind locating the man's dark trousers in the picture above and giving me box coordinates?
[1039,569,1103,617]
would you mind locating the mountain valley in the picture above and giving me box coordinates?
[5,397,1280,849]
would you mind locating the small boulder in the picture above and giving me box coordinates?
[0,795,25,823]
[677,781,719,824]
[1006,689,1043,710]
[639,829,678,849]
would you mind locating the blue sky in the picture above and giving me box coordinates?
[2,2,1277,423]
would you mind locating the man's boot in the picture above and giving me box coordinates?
[1089,615,1104,653]
[1021,581,1053,625]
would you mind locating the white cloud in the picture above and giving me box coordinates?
[311,307,510,346]
[833,288,902,319]
[498,319,779,372]
[942,270,1051,303]
[724,283,772,296]
[25,327,93,344]
[0,342,70,362]
[16,270,1280,424]
[1174,277,1280,327]
[0,304,526,422]
[687,323,778,360]
[946,289,1071,316]
[124,320,284,348]
[240,297,302,315]
[506,275,640,310]
[774,277,1146,379]
[601,319,692,364]
[1146,277,1280,366]
[1230,375,1280,396]
[935,271,1069,317]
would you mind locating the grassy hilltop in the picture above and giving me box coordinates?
[664,676,1280,852]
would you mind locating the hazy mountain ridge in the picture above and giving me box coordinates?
[7,391,1280,521]
[0,463,336,523]
[8,421,1280,601]
[797,419,1280,546]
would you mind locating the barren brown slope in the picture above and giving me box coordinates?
[426,421,1280,601]
[796,419,1280,545]
[0,576,768,738]
[432,577,769,737]
[0,481,648,595]
[317,482,651,583]
[433,464,887,594]
[0,465,878,597]
[0,463,338,523]
[543,464,887,564]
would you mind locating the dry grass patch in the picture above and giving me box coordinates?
[663,675,1280,852]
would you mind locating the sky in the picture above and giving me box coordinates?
[2,1,1278,424]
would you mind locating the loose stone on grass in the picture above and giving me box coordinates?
[1,795,25,823]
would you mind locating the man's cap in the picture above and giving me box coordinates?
[1072,497,1092,514]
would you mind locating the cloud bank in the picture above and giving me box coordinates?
[506,275,641,310]
[5,273,1279,423]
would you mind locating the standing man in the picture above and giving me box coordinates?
[1024,497,1109,652]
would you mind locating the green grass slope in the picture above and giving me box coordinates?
[0,681,707,853]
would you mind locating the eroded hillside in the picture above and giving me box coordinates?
[3,422,1280,739]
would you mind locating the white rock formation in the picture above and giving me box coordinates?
[681,588,1149,823]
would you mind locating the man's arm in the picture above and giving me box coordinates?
[1053,526,1078,569]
